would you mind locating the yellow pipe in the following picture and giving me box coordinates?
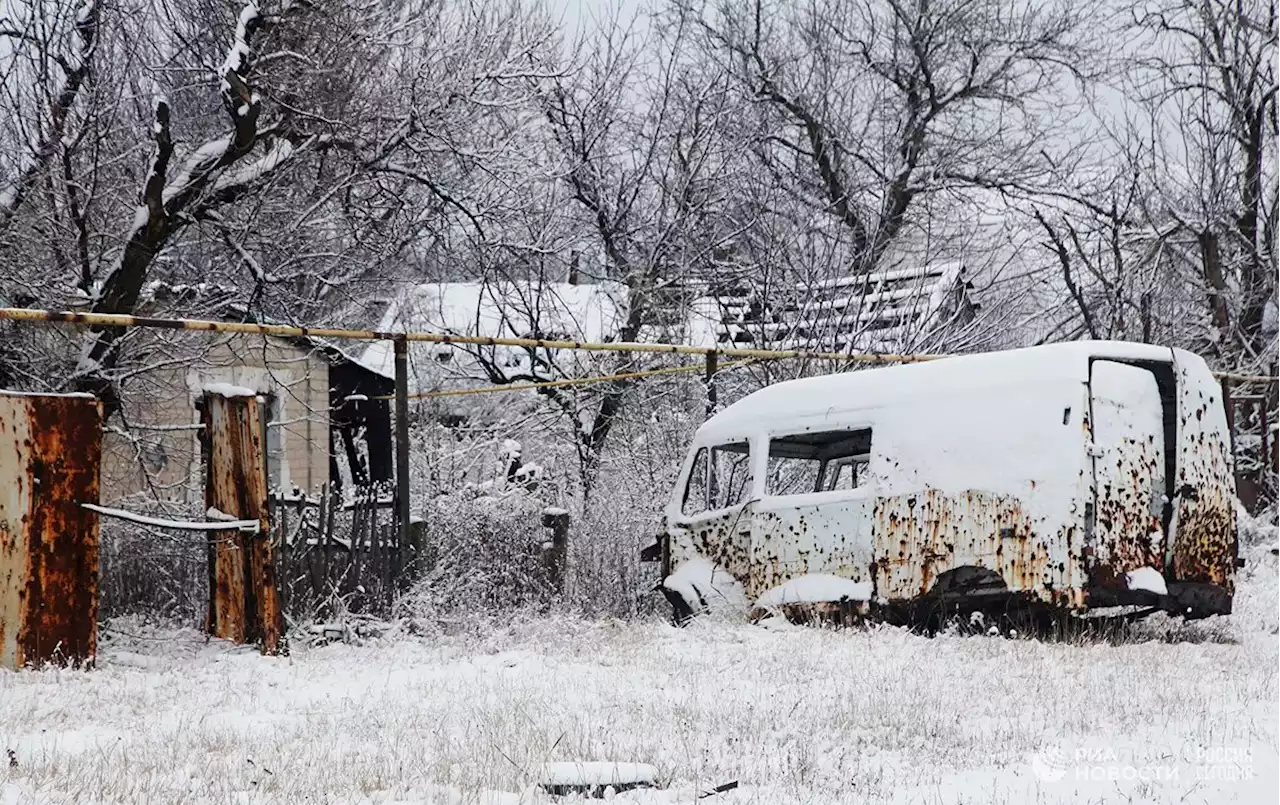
[1,307,1273,381]
[0,308,939,364]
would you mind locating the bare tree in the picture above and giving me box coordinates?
[453,9,747,496]
[1132,0,1277,369]
[684,0,1102,279]
[0,0,561,412]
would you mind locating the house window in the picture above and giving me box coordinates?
[766,429,873,496]
[683,441,751,515]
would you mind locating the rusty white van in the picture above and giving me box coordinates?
[653,342,1239,625]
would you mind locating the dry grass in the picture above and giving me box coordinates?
[0,546,1275,805]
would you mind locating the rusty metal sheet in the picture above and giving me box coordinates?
[749,499,875,599]
[1169,362,1238,591]
[201,392,283,654]
[872,489,1071,604]
[676,486,1080,610]
[1086,361,1168,589]
[0,392,101,669]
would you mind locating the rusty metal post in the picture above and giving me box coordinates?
[0,392,101,669]
[201,392,283,654]
[705,349,718,419]
[394,336,411,565]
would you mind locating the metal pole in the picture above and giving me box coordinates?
[705,349,718,419]
[394,336,411,557]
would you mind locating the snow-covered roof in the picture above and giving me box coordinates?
[681,261,971,353]
[696,341,1194,443]
[360,280,628,381]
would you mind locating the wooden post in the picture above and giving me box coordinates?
[1259,396,1269,488]
[394,336,411,572]
[202,392,283,655]
[705,349,718,419]
[541,508,570,594]
[0,393,102,669]
[1269,378,1280,476]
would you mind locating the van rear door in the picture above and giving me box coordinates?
[1087,361,1167,589]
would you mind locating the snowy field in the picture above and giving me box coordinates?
[2,545,1276,805]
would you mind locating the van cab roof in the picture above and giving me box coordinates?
[697,341,1193,443]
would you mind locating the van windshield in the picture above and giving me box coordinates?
[683,441,751,515]
[766,429,873,496]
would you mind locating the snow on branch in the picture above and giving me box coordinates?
[220,1,263,142]
[82,503,261,532]
[77,0,275,406]
[213,137,294,193]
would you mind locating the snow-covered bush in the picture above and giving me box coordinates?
[398,490,558,624]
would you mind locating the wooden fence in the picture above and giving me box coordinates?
[271,484,416,619]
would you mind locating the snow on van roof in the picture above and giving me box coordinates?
[698,341,1186,442]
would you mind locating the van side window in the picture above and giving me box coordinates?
[684,442,751,515]
[683,449,709,514]
[766,429,872,496]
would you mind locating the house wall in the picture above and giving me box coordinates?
[101,334,330,504]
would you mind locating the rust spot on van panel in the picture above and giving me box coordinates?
[873,490,1061,603]
[1171,484,1236,592]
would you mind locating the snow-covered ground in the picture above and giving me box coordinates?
[2,546,1276,805]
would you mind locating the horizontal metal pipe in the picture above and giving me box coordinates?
[2,307,1273,381]
[0,307,938,364]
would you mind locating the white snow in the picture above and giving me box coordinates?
[74,0,95,25]
[212,138,295,192]
[359,280,627,385]
[1,552,1275,805]
[162,137,232,204]
[129,203,149,231]
[0,390,95,399]
[541,506,568,517]
[540,761,657,787]
[695,341,1182,445]
[661,557,748,614]
[200,382,258,398]
[755,574,874,607]
[81,503,259,532]
[1126,566,1169,595]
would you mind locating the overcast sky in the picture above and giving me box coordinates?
[549,0,651,39]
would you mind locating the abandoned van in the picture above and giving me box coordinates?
[654,341,1238,624]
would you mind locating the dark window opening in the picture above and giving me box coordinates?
[683,441,751,515]
[766,429,873,496]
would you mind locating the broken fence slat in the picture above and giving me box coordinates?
[81,503,260,532]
